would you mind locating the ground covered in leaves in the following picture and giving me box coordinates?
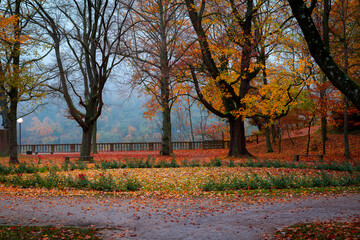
[275,217,360,239]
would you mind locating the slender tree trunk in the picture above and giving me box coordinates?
[260,40,273,153]
[0,89,10,129]
[228,117,251,157]
[320,0,330,155]
[306,117,314,155]
[265,125,273,153]
[341,2,350,159]
[271,125,277,144]
[8,93,19,164]
[286,125,295,146]
[344,97,350,158]
[187,103,194,142]
[278,123,282,153]
[321,115,327,154]
[161,103,172,155]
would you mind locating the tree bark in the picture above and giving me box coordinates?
[288,0,360,110]
[271,124,277,144]
[320,0,330,155]
[160,98,172,155]
[265,126,273,153]
[8,0,21,164]
[278,122,282,153]
[80,123,94,159]
[344,97,350,158]
[0,89,9,129]
[8,93,19,164]
[228,117,251,157]
[306,117,314,155]
[92,120,97,154]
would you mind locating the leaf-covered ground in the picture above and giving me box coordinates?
[275,217,360,239]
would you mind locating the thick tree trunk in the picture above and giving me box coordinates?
[8,95,19,164]
[159,20,172,156]
[80,123,94,159]
[228,117,251,157]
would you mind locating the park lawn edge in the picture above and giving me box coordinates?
[0,184,359,199]
[0,225,100,240]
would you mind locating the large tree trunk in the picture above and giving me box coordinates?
[80,123,94,159]
[9,0,21,164]
[228,117,251,157]
[159,18,172,156]
[8,93,19,164]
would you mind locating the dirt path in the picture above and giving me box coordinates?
[0,193,359,239]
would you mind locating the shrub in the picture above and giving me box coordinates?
[189,159,200,167]
[209,157,222,167]
[202,172,360,191]
[0,171,142,192]
[169,156,180,168]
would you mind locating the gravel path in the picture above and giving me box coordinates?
[0,193,359,239]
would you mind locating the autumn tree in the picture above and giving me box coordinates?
[27,117,59,144]
[0,1,45,163]
[242,0,302,153]
[31,0,133,158]
[184,0,264,157]
[287,0,360,110]
[126,0,191,155]
[329,0,360,158]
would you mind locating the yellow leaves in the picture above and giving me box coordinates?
[240,80,300,120]
[0,15,18,45]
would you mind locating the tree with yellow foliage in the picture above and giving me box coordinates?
[0,0,45,163]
